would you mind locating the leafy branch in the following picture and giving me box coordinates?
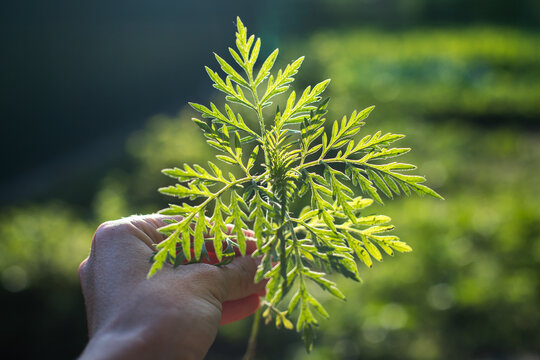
[149,16,443,354]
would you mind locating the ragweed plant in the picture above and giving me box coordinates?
[148,17,442,353]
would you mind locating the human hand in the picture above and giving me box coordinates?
[78,214,264,360]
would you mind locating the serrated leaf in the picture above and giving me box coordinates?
[304,269,346,300]
[348,166,383,204]
[355,215,392,225]
[378,242,394,256]
[281,315,294,330]
[216,155,237,165]
[299,209,320,222]
[181,226,191,262]
[227,191,248,255]
[328,254,361,281]
[194,210,206,260]
[255,252,273,283]
[411,183,445,199]
[255,48,279,85]
[390,241,413,253]
[247,145,259,171]
[214,53,249,88]
[362,238,383,262]
[261,56,304,104]
[248,38,261,69]
[210,197,227,260]
[307,295,329,319]
[367,168,393,199]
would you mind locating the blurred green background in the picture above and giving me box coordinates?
[1,0,539,358]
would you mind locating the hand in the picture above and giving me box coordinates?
[78,214,264,360]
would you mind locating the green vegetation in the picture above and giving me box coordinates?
[296,28,540,123]
[148,18,440,352]
[1,25,539,359]
[0,204,94,287]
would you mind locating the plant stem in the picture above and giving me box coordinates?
[243,306,262,360]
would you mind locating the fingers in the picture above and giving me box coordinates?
[217,256,266,302]
[128,214,258,255]
[197,240,258,265]
[234,238,258,256]
[225,223,254,238]
[220,294,260,325]
[83,215,183,282]
[219,224,258,256]
[86,215,264,293]
[127,215,183,245]
[124,214,260,259]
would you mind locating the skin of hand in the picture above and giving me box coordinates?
[78,214,265,360]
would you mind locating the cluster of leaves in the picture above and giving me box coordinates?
[149,17,442,351]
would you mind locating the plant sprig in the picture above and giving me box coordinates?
[149,17,443,352]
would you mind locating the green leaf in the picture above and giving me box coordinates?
[353,131,406,153]
[228,47,244,67]
[256,251,274,283]
[390,240,413,253]
[307,295,329,319]
[323,106,372,155]
[280,79,330,125]
[365,163,444,200]
[351,240,373,268]
[249,191,272,247]
[297,296,318,331]
[378,242,394,256]
[159,183,211,200]
[214,53,249,88]
[190,102,258,139]
[288,290,302,313]
[302,324,316,353]
[152,17,443,352]
[226,191,249,255]
[303,269,346,300]
[159,203,198,216]
[356,215,392,225]
[411,183,445,200]
[162,163,228,185]
[194,210,207,260]
[328,254,362,282]
[147,253,165,278]
[299,209,320,222]
[326,166,356,224]
[181,226,191,262]
[301,98,328,155]
[210,197,227,260]
[362,237,383,262]
[261,56,305,105]
[347,166,383,204]
[216,154,238,165]
[366,168,393,199]
[247,145,259,171]
[255,49,279,85]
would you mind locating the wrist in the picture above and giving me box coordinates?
[80,325,153,360]
[79,310,208,360]
[80,323,202,360]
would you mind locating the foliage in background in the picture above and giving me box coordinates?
[294,28,540,125]
[0,204,94,289]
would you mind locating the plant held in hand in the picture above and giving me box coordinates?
[148,17,442,353]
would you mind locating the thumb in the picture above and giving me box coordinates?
[218,256,265,302]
